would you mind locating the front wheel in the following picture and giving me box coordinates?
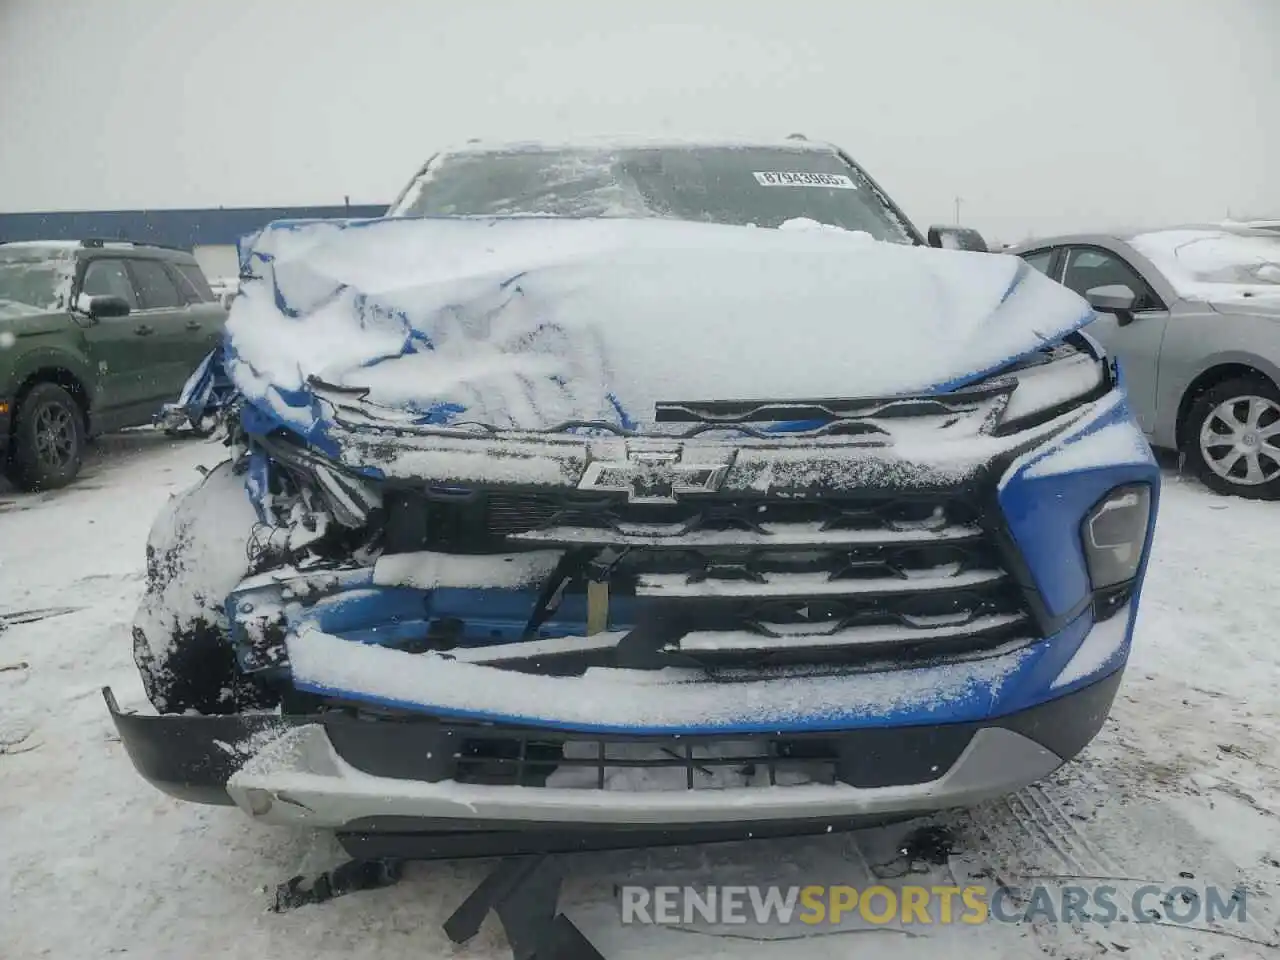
[6,382,85,491]
[1183,375,1280,500]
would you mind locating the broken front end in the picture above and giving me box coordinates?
[109,353,1159,857]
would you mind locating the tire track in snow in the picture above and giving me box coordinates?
[950,756,1278,957]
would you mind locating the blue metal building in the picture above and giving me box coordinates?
[0,203,389,279]
[0,204,388,249]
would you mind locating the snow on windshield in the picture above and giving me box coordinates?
[391,144,915,243]
[0,250,74,315]
[1131,229,1280,298]
[224,215,1091,437]
[396,149,649,221]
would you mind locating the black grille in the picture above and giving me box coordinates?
[486,492,563,537]
[384,490,984,550]
[380,486,1034,667]
[382,488,559,553]
[324,715,980,790]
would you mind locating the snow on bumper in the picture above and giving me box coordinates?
[285,604,1138,735]
[286,626,1036,733]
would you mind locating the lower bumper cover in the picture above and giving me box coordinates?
[105,668,1121,856]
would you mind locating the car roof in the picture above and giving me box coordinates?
[1235,220,1280,233]
[1008,224,1275,253]
[0,240,81,256]
[433,135,838,158]
[0,239,197,262]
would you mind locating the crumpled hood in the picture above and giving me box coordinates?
[224,216,1092,435]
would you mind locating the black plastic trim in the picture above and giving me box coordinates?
[324,711,981,791]
[105,667,1123,844]
[339,813,919,861]
[1091,580,1135,622]
[102,688,309,805]
[324,666,1120,788]
[333,668,1124,860]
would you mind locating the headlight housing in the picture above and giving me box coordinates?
[1081,483,1153,620]
[994,335,1111,434]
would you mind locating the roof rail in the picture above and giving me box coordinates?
[81,238,192,253]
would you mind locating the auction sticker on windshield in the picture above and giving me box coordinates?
[753,171,856,188]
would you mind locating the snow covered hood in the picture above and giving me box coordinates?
[1130,229,1280,304]
[224,216,1092,434]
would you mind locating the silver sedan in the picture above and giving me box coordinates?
[1008,227,1280,499]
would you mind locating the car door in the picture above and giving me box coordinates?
[77,257,154,414]
[1059,245,1170,434]
[168,260,228,359]
[125,257,196,402]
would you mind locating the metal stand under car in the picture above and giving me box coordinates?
[442,855,605,960]
[271,853,605,960]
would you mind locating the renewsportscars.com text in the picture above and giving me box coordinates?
[620,883,1249,927]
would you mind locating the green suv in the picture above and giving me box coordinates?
[0,240,226,490]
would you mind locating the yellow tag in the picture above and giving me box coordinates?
[586,580,610,635]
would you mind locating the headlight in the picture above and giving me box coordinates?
[995,337,1110,433]
[1081,484,1152,620]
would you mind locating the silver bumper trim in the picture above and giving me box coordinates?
[225,725,1063,829]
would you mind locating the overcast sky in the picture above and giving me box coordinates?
[1,0,1277,241]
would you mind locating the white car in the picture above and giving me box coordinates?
[1009,226,1280,498]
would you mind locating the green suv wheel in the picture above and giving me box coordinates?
[6,382,85,491]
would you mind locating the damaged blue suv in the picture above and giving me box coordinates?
[108,138,1159,859]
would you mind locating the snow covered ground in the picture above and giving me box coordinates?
[1,431,1278,959]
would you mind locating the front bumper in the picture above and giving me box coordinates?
[106,667,1121,857]
[116,376,1159,858]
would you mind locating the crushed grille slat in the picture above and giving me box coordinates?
[382,485,1034,666]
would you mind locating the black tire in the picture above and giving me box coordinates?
[7,382,85,491]
[1182,375,1280,500]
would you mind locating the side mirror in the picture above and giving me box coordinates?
[76,292,131,319]
[927,225,989,253]
[1085,284,1137,325]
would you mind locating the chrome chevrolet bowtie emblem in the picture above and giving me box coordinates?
[578,446,734,503]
